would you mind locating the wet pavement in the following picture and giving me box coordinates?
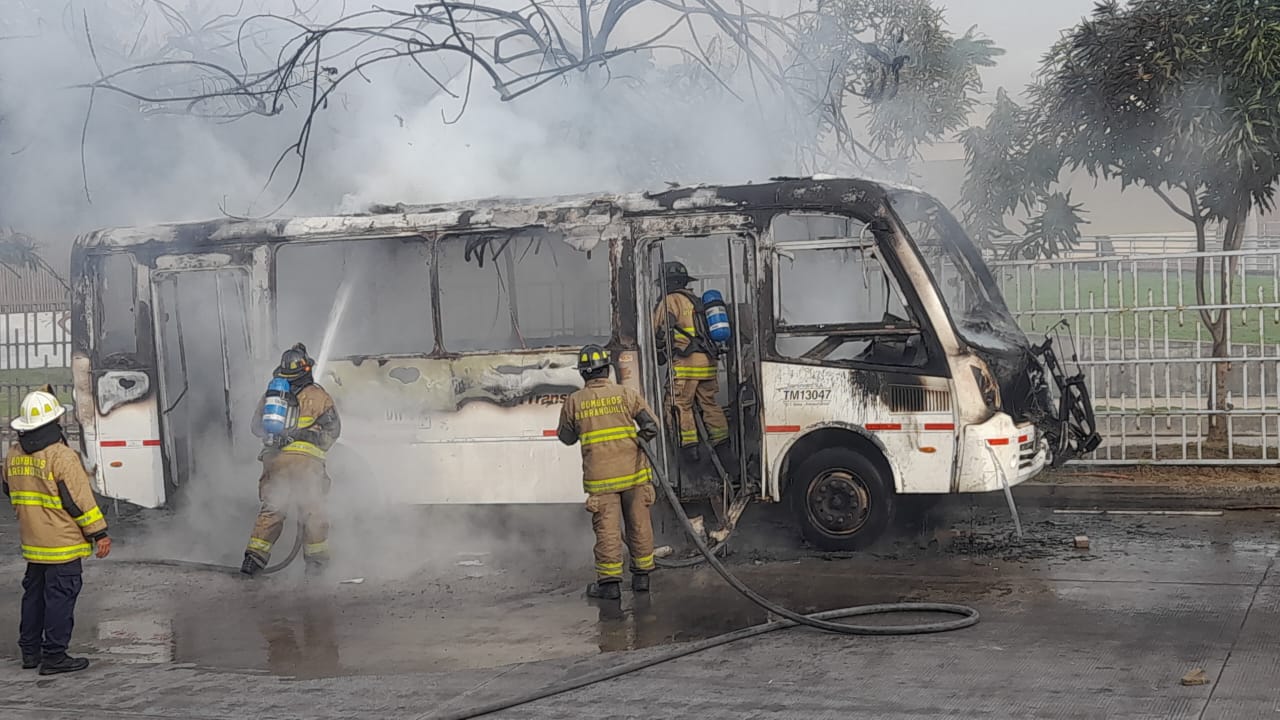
[0,501,1277,718]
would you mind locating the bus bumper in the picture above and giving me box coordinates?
[955,415,1046,493]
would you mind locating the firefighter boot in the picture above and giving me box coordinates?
[632,572,651,593]
[241,552,266,577]
[587,579,622,600]
[304,556,330,581]
[39,654,90,675]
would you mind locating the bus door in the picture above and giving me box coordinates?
[764,213,958,503]
[152,267,263,502]
[638,235,763,505]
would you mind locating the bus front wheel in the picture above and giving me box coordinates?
[787,447,894,551]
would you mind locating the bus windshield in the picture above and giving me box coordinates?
[888,190,1025,350]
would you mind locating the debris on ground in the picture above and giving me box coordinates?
[340,578,364,585]
[1074,536,1090,550]
[1181,668,1210,686]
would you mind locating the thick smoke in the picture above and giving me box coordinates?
[0,1,800,266]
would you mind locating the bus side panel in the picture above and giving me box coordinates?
[761,362,955,498]
[323,354,587,505]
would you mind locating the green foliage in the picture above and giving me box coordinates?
[957,89,1080,258]
[1032,0,1280,224]
[800,0,1003,175]
[963,0,1280,262]
[1008,192,1087,260]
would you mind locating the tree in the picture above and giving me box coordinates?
[957,89,1086,258]
[78,1,819,210]
[792,0,1002,179]
[73,1,1002,202]
[972,0,1280,441]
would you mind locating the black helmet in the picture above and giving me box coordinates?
[577,344,611,376]
[275,343,314,380]
[662,260,695,291]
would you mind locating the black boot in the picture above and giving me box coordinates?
[240,553,265,577]
[586,580,621,600]
[632,573,650,593]
[21,653,40,670]
[304,557,329,580]
[39,654,89,675]
[680,445,701,466]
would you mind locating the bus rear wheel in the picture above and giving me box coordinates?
[787,447,894,552]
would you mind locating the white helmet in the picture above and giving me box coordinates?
[11,390,66,432]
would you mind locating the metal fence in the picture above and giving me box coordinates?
[0,262,77,448]
[992,240,1280,465]
[0,384,79,449]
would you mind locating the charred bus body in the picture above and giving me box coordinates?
[69,177,1100,549]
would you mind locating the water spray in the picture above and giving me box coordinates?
[313,270,359,382]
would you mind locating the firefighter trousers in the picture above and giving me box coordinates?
[586,483,657,582]
[19,559,82,659]
[669,376,730,447]
[246,452,331,565]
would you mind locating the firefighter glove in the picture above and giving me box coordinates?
[635,410,660,442]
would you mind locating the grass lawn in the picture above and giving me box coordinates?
[994,267,1280,345]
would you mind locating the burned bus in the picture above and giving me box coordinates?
[69,177,1100,549]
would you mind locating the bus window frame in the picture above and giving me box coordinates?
[759,212,952,377]
[87,250,152,370]
[269,233,441,360]
[433,230,616,356]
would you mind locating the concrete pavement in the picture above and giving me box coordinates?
[0,502,1276,719]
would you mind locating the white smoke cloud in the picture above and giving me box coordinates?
[0,1,804,266]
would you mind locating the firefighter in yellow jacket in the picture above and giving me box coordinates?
[242,343,341,577]
[653,260,733,471]
[3,388,110,675]
[557,345,661,600]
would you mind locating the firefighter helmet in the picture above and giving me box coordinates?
[11,389,66,432]
[663,261,695,284]
[662,260,696,292]
[577,344,611,375]
[275,343,314,379]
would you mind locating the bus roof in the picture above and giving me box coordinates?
[74,176,907,253]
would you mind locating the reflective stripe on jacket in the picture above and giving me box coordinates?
[557,378,656,495]
[653,291,715,369]
[281,385,339,461]
[3,443,107,564]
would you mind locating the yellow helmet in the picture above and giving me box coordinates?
[11,390,66,432]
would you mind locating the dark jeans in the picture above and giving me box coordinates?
[19,560,83,659]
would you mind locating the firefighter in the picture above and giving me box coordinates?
[557,344,661,600]
[4,388,110,675]
[242,343,341,577]
[652,260,734,471]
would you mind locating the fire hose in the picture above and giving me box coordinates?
[112,518,303,576]
[426,441,980,720]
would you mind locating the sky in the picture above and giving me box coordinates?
[937,0,1100,101]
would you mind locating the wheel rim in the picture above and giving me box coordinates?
[805,469,871,536]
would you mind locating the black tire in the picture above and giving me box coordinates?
[786,446,895,551]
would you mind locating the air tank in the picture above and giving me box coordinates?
[702,289,732,343]
[261,377,292,437]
